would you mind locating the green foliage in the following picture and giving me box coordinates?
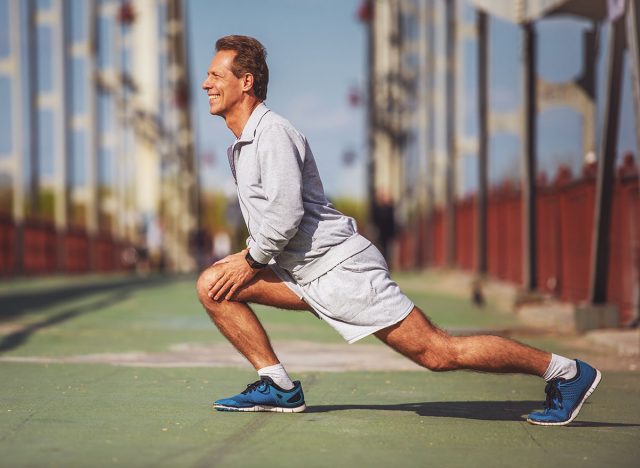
[331,196,368,229]
[0,188,12,215]
[23,189,55,221]
[199,191,248,252]
[198,193,368,252]
[199,191,229,232]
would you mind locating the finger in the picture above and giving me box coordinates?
[209,275,227,298]
[225,283,242,301]
[206,266,226,290]
[209,276,225,294]
[214,279,233,301]
[207,275,221,290]
[208,275,224,290]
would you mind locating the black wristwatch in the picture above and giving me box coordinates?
[245,251,268,269]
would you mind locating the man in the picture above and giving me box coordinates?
[196,35,600,425]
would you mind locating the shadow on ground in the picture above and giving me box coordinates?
[306,401,640,427]
[0,290,131,353]
[0,275,182,353]
[0,275,179,321]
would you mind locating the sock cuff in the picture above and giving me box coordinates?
[258,363,284,374]
[543,354,577,382]
[257,363,294,390]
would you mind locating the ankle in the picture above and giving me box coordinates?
[258,363,294,390]
[543,354,577,381]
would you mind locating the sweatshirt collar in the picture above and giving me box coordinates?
[237,102,270,143]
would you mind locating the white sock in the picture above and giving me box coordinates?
[543,354,577,382]
[258,363,294,390]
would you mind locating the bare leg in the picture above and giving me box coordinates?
[375,307,550,376]
[196,266,311,370]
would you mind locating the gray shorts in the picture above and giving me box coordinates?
[270,244,415,344]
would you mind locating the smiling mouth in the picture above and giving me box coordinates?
[209,94,220,103]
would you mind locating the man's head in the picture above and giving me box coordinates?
[202,35,269,124]
[215,35,269,101]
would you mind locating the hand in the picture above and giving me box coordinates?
[207,250,259,301]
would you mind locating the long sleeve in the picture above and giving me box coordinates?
[248,124,305,264]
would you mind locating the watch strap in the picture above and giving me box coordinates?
[245,251,268,269]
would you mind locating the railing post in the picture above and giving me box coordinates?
[589,12,626,304]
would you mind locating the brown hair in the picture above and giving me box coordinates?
[215,35,269,101]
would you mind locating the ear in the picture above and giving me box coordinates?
[241,73,254,93]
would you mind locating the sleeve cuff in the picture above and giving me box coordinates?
[249,245,272,265]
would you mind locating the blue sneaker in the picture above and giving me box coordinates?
[213,377,306,413]
[527,359,601,426]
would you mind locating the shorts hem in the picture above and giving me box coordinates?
[269,263,305,300]
[345,302,415,344]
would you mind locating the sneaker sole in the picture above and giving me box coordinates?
[213,403,306,413]
[527,369,602,426]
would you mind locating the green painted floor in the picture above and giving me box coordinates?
[1,274,638,467]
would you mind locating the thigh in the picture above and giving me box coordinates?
[219,266,311,311]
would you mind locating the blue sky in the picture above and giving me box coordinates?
[187,1,637,200]
[461,13,637,192]
[187,0,366,198]
[0,0,636,199]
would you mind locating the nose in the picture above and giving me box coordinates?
[202,77,210,91]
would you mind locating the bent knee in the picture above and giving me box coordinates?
[419,353,458,372]
[195,269,247,314]
[195,268,224,304]
[415,337,459,372]
[195,270,211,302]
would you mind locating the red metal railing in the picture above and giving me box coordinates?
[23,219,57,275]
[395,159,639,325]
[536,177,562,295]
[608,160,640,324]
[486,183,522,284]
[0,214,15,275]
[455,196,475,271]
[559,177,595,304]
[0,219,128,277]
[64,227,90,273]
[431,209,446,267]
[95,234,123,272]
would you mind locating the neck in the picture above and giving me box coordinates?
[225,98,262,138]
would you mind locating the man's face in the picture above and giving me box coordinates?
[201,50,245,118]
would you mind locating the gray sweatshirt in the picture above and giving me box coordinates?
[227,103,371,285]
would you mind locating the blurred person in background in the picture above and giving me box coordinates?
[372,188,396,266]
[213,231,232,262]
[146,216,165,272]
